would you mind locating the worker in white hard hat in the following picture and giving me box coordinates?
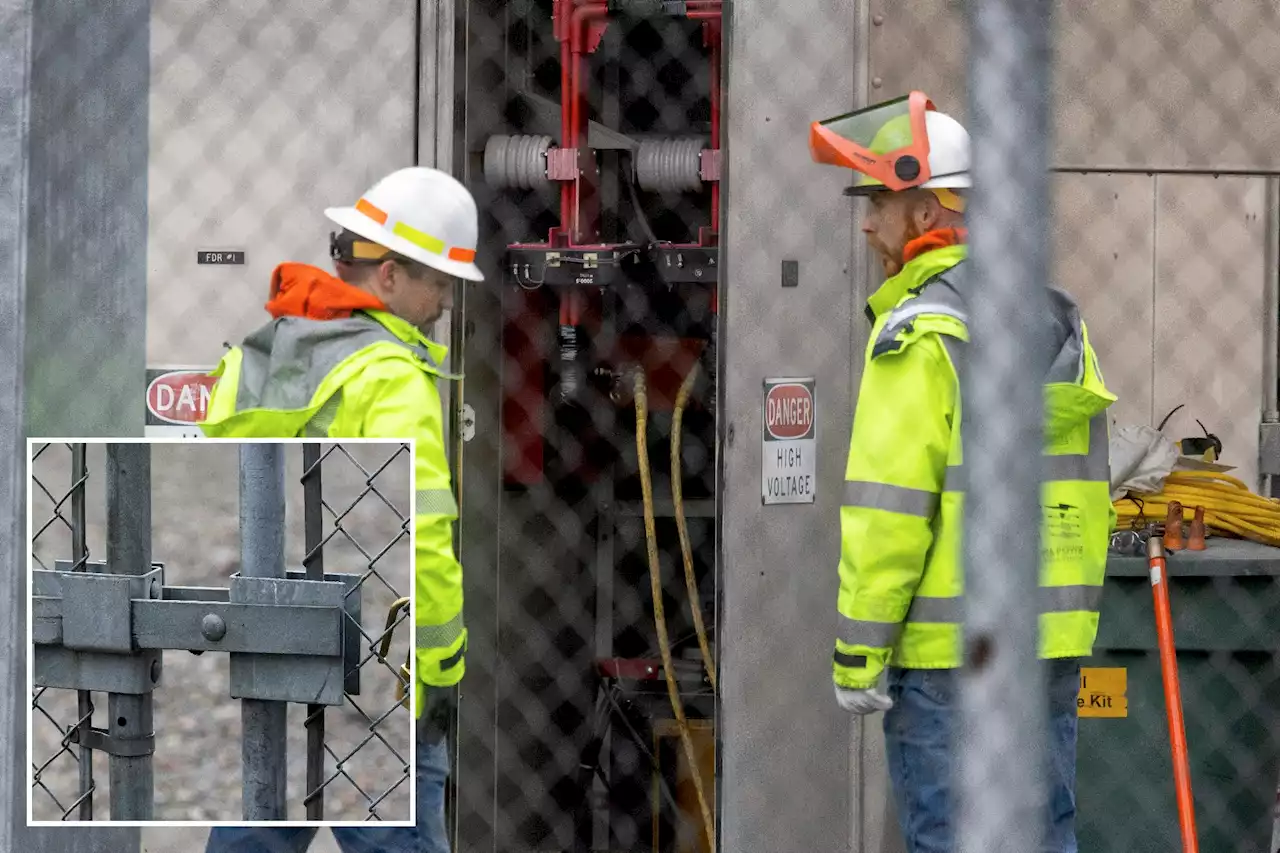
[201,166,483,853]
[812,92,1115,853]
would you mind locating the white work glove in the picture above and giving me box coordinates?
[834,683,894,715]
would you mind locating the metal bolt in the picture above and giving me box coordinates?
[872,77,883,89]
[150,660,161,683]
[150,578,161,599]
[872,13,884,25]
[201,614,227,642]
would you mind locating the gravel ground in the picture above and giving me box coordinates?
[29,441,415,825]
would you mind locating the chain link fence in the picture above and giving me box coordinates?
[28,441,415,823]
[10,1,1280,851]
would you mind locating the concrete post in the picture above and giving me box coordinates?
[1,0,149,847]
[718,1,861,850]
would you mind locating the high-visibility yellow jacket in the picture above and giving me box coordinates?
[834,240,1116,690]
[199,263,465,719]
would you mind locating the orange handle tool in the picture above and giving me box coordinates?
[1147,536,1200,853]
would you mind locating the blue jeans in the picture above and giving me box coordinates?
[883,658,1080,853]
[205,699,451,853]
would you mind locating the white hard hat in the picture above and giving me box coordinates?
[916,110,971,191]
[811,91,971,197]
[325,167,485,282]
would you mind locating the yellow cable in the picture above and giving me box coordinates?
[672,362,716,692]
[1114,471,1280,547]
[1162,483,1279,512]
[1166,469,1254,492]
[635,370,716,851]
[1159,491,1274,519]
[1116,510,1278,546]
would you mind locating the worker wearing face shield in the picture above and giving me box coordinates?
[810,92,1116,853]
[199,166,481,853]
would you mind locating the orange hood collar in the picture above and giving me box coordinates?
[902,226,968,265]
[265,262,387,321]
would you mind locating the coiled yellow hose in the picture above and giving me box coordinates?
[1114,469,1280,547]
[635,369,716,852]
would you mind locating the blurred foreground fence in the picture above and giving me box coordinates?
[8,0,1280,851]
[28,441,415,823]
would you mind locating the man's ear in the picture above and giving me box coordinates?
[913,193,941,232]
[375,260,399,292]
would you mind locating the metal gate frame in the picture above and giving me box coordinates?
[27,441,418,824]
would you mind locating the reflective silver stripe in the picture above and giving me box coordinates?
[842,480,940,518]
[838,614,901,648]
[943,413,1109,492]
[416,611,465,649]
[839,586,1101,646]
[234,314,451,413]
[1039,584,1103,613]
[1044,453,1092,481]
[417,487,458,517]
[884,299,969,329]
[872,304,969,358]
[898,586,1102,625]
[905,595,962,623]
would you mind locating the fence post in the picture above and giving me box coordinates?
[0,5,28,839]
[71,444,96,819]
[4,0,149,840]
[958,2,1055,852]
[239,444,289,819]
[105,443,156,820]
[302,443,326,820]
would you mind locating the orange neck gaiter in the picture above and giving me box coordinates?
[902,226,969,266]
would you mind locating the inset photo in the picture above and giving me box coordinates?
[26,439,416,827]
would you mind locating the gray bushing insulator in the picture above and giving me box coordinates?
[483,134,554,190]
[636,137,706,193]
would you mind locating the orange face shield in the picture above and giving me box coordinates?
[809,91,936,194]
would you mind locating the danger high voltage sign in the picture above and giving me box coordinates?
[761,377,816,505]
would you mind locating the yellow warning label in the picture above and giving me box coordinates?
[1078,667,1128,718]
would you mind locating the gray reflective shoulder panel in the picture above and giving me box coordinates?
[1044,287,1087,384]
[303,390,342,438]
[235,315,433,413]
[871,268,970,358]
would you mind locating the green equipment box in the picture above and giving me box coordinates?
[1076,539,1280,853]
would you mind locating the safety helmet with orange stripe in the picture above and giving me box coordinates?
[809,90,970,214]
[324,167,485,282]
